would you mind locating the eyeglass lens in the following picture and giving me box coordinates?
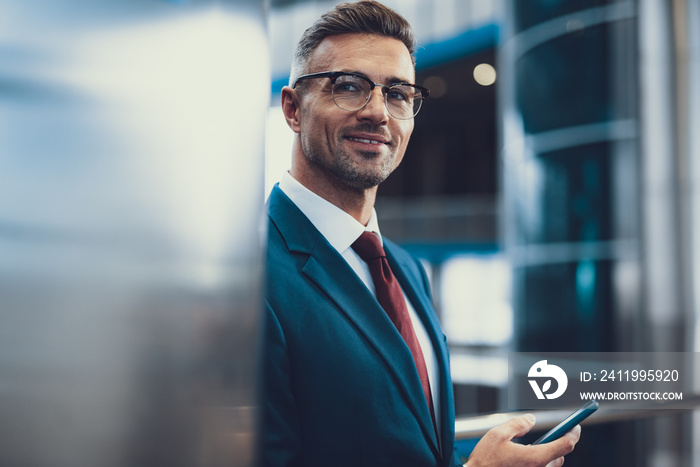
[332,75,422,119]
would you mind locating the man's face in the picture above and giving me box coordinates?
[294,33,416,191]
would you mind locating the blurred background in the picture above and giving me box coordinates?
[2,0,698,466]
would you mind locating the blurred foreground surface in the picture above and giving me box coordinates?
[0,1,268,466]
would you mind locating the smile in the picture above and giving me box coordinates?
[346,136,389,145]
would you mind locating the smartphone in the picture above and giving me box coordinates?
[532,400,599,445]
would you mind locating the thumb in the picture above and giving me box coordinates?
[497,414,536,441]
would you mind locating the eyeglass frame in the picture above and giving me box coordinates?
[291,71,430,120]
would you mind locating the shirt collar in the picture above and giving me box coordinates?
[278,172,382,254]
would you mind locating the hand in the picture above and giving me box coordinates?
[464,414,581,467]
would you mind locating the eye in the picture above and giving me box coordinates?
[335,82,362,93]
[333,76,366,94]
[387,87,412,103]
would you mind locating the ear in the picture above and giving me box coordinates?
[281,86,302,133]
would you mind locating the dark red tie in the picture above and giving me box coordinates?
[352,231,436,428]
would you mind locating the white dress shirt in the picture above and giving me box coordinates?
[278,172,441,432]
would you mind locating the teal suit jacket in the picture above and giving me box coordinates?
[260,185,459,466]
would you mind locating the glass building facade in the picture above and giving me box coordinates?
[501,0,700,465]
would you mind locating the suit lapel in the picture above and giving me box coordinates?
[386,243,456,464]
[267,186,441,457]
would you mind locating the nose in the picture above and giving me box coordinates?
[356,86,389,124]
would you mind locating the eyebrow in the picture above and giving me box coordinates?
[340,69,414,86]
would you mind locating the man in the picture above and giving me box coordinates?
[261,2,581,466]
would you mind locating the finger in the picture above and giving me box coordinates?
[545,457,565,467]
[493,414,537,441]
[544,424,581,459]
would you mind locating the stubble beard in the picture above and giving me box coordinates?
[301,131,397,192]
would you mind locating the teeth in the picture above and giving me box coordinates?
[350,137,381,144]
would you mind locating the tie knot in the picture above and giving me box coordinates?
[351,231,385,262]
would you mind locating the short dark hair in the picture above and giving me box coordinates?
[290,1,416,85]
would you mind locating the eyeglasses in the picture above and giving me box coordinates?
[292,71,429,120]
